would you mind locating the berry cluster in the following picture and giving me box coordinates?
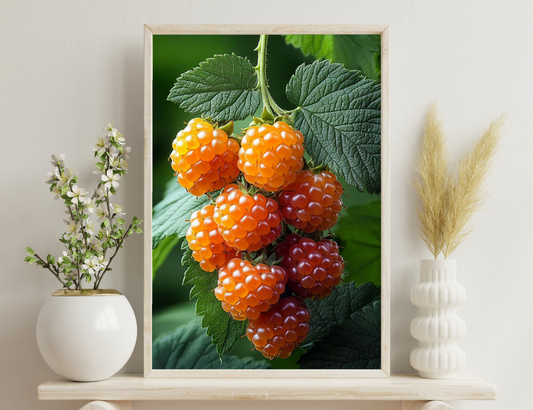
[172,118,346,360]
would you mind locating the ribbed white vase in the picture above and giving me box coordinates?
[410,259,466,378]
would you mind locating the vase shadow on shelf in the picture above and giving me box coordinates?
[410,259,466,379]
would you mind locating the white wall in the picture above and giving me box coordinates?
[1,0,532,409]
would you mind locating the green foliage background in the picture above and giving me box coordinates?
[152,35,382,369]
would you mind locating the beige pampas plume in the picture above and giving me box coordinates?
[414,105,504,259]
[413,104,450,258]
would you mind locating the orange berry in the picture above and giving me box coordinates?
[238,122,304,192]
[213,184,282,252]
[186,204,239,272]
[170,119,240,197]
[246,296,310,359]
[278,170,343,233]
[215,258,287,321]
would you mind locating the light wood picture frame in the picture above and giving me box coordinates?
[144,24,390,379]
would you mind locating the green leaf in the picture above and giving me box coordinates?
[152,235,180,278]
[167,54,261,122]
[286,60,381,194]
[181,242,244,358]
[334,201,381,286]
[285,35,381,80]
[116,218,125,225]
[303,281,380,348]
[25,247,34,256]
[298,301,381,369]
[24,256,36,264]
[152,180,211,249]
[152,303,198,340]
[153,321,269,369]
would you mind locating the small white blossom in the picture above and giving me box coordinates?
[123,146,131,159]
[113,204,126,217]
[106,123,118,138]
[109,145,121,159]
[52,186,62,200]
[101,170,120,190]
[66,221,78,235]
[58,168,75,187]
[95,187,106,199]
[97,254,108,269]
[111,157,128,170]
[95,206,107,222]
[58,251,70,264]
[45,168,60,184]
[85,221,95,235]
[67,185,87,205]
[89,237,103,252]
[82,256,100,275]
[85,198,96,213]
[50,154,66,167]
[93,136,111,155]
[115,132,125,145]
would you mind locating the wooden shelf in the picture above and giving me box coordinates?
[38,374,496,401]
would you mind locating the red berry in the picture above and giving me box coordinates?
[278,170,343,233]
[170,118,240,197]
[215,258,287,321]
[238,121,305,192]
[276,234,344,299]
[246,296,310,359]
[186,204,239,272]
[213,184,282,252]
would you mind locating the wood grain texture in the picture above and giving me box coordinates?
[38,374,496,401]
[143,24,154,378]
[144,24,391,378]
[80,401,132,410]
[380,24,391,377]
[145,24,388,35]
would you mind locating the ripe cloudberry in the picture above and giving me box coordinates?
[186,204,239,272]
[214,258,287,321]
[246,296,310,359]
[238,121,304,192]
[278,170,343,233]
[213,184,282,252]
[276,234,344,299]
[170,118,240,197]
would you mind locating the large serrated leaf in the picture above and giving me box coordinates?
[152,181,211,249]
[153,322,269,369]
[335,201,381,286]
[298,301,381,369]
[303,282,380,348]
[286,60,381,194]
[167,53,261,121]
[181,241,244,358]
[285,35,381,80]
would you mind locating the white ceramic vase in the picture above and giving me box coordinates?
[36,289,137,382]
[410,259,466,378]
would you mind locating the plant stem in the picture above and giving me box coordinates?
[255,35,287,118]
[34,253,69,288]
[94,223,133,289]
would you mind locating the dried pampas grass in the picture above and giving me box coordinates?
[414,104,504,259]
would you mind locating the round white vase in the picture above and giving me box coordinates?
[36,289,137,382]
[410,259,466,379]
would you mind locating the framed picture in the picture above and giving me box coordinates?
[144,24,390,378]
